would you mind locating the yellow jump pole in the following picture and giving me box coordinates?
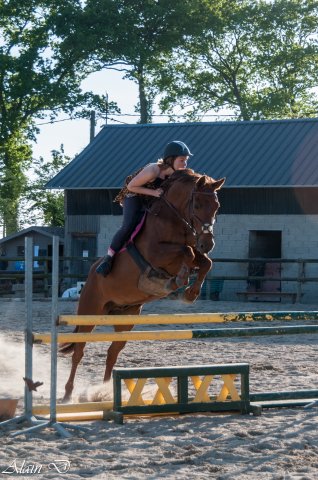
[33,330,193,344]
[59,313,238,325]
[55,412,106,422]
[33,401,113,416]
[58,311,318,326]
[33,398,158,416]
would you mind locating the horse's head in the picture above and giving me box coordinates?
[160,169,225,254]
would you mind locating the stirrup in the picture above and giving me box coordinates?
[96,255,114,277]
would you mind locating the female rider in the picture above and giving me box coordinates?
[96,140,192,276]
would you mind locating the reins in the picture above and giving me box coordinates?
[159,186,218,239]
[160,195,198,237]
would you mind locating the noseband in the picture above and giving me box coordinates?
[190,191,217,235]
[160,186,218,240]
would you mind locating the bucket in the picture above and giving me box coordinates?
[0,398,18,420]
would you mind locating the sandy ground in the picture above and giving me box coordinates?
[0,297,318,479]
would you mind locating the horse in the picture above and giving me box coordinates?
[61,169,225,401]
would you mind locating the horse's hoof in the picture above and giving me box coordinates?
[182,296,197,304]
[183,287,199,303]
[182,292,198,303]
[62,395,71,404]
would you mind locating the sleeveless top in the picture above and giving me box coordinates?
[114,167,167,206]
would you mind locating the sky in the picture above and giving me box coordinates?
[32,69,148,161]
[31,69,232,162]
[32,69,139,160]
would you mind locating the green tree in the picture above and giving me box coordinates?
[0,133,32,233]
[156,0,318,121]
[20,147,70,228]
[69,0,219,124]
[0,0,118,235]
[251,0,318,118]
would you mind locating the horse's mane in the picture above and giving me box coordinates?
[161,168,209,192]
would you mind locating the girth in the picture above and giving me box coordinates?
[126,242,176,297]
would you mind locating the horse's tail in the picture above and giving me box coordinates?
[58,325,79,354]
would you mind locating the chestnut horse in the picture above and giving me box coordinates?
[61,169,225,401]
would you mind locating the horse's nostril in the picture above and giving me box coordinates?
[198,238,215,254]
[200,243,208,252]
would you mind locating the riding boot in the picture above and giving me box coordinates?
[96,255,114,276]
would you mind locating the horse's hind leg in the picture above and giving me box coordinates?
[63,325,94,402]
[104,304,142,382]
[63,281,103,402]
[63,343,85,403]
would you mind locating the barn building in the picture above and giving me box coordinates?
[0,226,64,270]
[46,118,318,302]
[0,226,64,295]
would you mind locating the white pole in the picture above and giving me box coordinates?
[24,236,33,416]
[50,236,59,424]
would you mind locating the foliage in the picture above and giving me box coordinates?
[70,0,220,123]
[20,147,70,228]
[0,131,33,233]
[155,0,318,121]
[2,0,318,236]
[0,0,119,234]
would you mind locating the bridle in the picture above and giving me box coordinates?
[159,185,218,240]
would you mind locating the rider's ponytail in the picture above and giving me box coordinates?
[157,156,177,171]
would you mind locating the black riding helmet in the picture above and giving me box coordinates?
[163,140,193,159]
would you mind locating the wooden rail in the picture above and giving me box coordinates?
[236,291,300,303]
[1,256,317,302]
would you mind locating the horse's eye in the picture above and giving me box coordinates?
[194,201,200,210]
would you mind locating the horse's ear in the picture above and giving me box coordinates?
[213,177,225,191]
[197,175,208,188]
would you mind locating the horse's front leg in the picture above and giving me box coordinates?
[183,251,212,303]
[148,243,195,290]
[104,304,142,382]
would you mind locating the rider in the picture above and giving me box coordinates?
[96,140,193,276]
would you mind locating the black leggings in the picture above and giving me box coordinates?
[110,195,145,252]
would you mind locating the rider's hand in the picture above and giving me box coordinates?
[152,188,163,197]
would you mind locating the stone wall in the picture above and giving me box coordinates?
[97,213,318,303]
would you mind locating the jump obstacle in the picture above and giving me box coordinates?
[54,315,318,420]
[0,237,86,437]
[1,236,318,435]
